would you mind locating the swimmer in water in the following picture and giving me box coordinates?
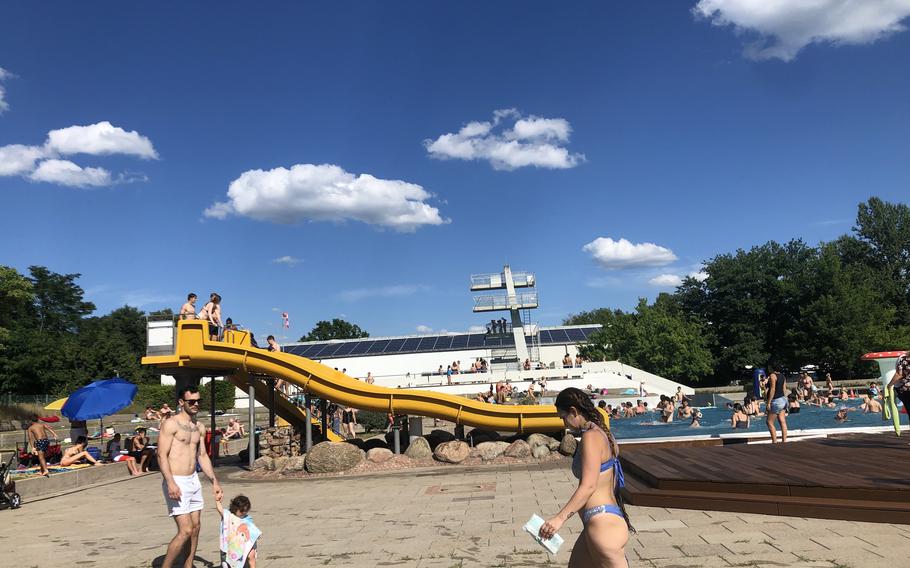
[690,410,702,428]
[730,403,750,429]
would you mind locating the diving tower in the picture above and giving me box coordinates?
[471,265,541,367]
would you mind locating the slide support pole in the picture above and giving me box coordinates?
[304,393,313,451]
[267,378,276,428]
[248,382,255,469]
[210,377,217,462]
[393,426,401,454]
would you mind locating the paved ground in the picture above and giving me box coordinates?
[5,460,908,568]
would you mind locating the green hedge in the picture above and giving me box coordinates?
[357,410,388,433]
[128,381,236,414]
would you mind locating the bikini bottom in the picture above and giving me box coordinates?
[581,504,623,525]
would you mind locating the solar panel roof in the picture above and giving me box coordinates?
[280,325,601,360]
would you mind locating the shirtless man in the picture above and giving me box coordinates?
[158,386,222,568]
[26,415,58,476]
[860,394,882,413]
[677,399,694,419]
[179,293,197,320]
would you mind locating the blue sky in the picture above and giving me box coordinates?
[2,1,909,341]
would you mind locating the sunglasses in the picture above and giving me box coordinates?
[183,398,201,406]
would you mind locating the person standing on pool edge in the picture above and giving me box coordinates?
[764,365,788,443]
[158,386,223,568]
[539,387,632,567]
[886,351,910,433]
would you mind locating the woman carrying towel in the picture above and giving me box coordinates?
[539,387,633,567]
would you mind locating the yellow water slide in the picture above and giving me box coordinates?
[143,320,563,433]
[226,371,343,441]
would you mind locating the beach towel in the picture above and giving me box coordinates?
[11,464,92,480]
[220,511,261,568]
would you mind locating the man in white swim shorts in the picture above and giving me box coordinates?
[158,386,223,568]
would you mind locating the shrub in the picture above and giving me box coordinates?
[131,384,175,413]
[129,380,235,414]
[199,380,235,412]
[357,410,388,433]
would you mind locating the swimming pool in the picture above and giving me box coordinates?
[610,400,908,440]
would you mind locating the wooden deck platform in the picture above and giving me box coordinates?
[620,433,910,523]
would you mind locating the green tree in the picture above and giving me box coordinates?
[851,197,910,312]
[300,319,369,342]
[677,240,813,380]
[573,296,714,383]
[28,265,95,333]
[0,266,34,350]
[787,243,909,376]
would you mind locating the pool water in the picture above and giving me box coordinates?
[610,400,909,440]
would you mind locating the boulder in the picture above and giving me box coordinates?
[433,440,471,464]
[383,455,412,468]
[527,433,553,450]
[272,456,289,472]
[504,439,532,459]
[474,441,510,461]
[366,448,394,463]
[467,429,500,445]
[404,437,432,459]
[362,438,390,452]
[252,456,274,471]
[304,441,365,473]
[559,433,577,456]
[532,445,550,459]
[281,455,306,473]
[547,439,561,451]
[425,429,457,450]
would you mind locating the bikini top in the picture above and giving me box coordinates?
[571,426,625,489]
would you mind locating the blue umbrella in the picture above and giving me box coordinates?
[61,377,138,421]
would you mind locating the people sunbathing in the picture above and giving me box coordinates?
[224,418,245,440]
[60,436,100,467]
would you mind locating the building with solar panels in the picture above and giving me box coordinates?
[277,267,693,402]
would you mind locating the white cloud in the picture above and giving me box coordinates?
[648,273,684,288]
[0,67,12,114]
[0,144,46,176]
[29,159,111,188]
[272,255,301,266]
[205,163,448,232]
[0,121,156,188]
[583,237,677,269]
[45,121,158,159]
[688,268,709,282]
[416,325,433,333]
[467,325,487,333]
[425,109,584,170]
[694,0,910,61]
[338,284,428,302]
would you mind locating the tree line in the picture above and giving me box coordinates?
[567,197,910,385]
[3,197,907,394]
[0,266,372,396]
[0,266,170,395]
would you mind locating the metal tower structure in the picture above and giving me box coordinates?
[470,265,539,367]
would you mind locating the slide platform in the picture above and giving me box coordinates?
[143,321,563,432]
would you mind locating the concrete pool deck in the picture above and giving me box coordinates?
[4,459,908,567]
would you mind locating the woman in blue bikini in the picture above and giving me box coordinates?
[539,387,633,566]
